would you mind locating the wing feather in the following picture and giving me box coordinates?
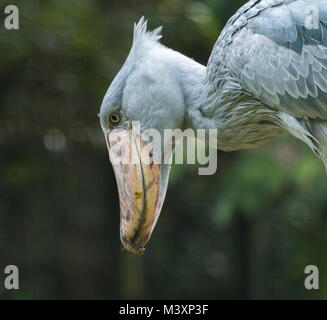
[207,0,327,120]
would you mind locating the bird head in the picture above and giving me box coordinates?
[99,18,187,254]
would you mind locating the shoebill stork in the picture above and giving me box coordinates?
[99,0,327,254]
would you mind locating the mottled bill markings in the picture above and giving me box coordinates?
[106,123,161,254]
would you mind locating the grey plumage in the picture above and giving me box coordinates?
[205,0,327,169]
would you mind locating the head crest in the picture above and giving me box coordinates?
[132,17,163,47]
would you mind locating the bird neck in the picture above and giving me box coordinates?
[163,47,281,151]
[163,48,219,131]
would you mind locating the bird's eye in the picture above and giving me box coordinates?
[109,113,121,125]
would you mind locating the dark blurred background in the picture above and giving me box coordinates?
[0,0,327,299]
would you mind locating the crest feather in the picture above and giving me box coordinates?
[133,16,163,46]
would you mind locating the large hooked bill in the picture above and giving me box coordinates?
[105,121,171,254]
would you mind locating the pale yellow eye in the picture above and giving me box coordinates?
[109,113,120,125]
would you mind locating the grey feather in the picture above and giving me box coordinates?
[204,0,327,170]
[207,0,327,119]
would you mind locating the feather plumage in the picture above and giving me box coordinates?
[205,0,327,170]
